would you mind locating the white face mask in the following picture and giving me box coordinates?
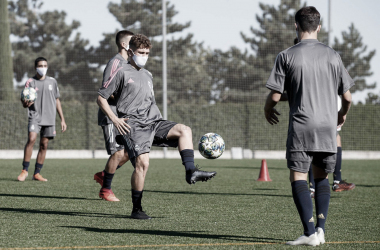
[36,67,48,76]
[124,45,129,51]
[131,51,148,68]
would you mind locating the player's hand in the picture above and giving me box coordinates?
[61,120,67,132]
[337,110,346,129]
[113,118,130,135]
[21,99,34,108]
[264,107,281,125]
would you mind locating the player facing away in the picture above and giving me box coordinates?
[264,7,354,246]
[93,30,134,202]
[18,57,67,182]
[308,97,355,198]
[97,34,217,219]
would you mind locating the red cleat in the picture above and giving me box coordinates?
[94,171,104,186]
[99,188,120,202]
[18,170,28,181]
[332,180,355,192]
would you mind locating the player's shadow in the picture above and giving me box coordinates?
[355,184,380,188]
[0,193,98,200]
[203,166,286,170]
[61,226,285,243]
[0,207,129,219]
[144,190,291,198]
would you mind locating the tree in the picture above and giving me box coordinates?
[0,0,15,101]
[365,92,380,105]
[8,0,97,100]
[332,23,376,94]
[91,0,212,104]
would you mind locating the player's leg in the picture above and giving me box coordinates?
[286,151,319,246]
[312,152,335,245]
[332,134,355,192]
[130,153,151,219]
[165,123,216,184]
[308,163,315,198]
[32,136,49,181]
[18,130,38,181]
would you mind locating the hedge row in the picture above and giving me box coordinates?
[0,101,378,150]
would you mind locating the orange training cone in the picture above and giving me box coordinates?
[257,159,272,181]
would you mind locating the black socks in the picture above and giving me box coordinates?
[102,170,114,189]
[22,161,30,171]
[333,147,342,182]
[132,189,143,211]
[34,163,43,175]
[314,178,330,231]
[180,149,195,172]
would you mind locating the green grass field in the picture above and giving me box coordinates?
[0,159,379,249]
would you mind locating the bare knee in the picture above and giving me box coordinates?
[113,150,124,161]
[39,141,48,151]
[179,124,192,137]
[135,157,149,174]
[312,165,328,179]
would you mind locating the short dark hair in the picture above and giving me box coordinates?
[294,37,299,45]
[116,30,134,48]
[295,6,320,33]
[129,34,152,50]
[35,57,47,67]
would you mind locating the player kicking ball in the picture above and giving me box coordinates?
[93,30,135,202]
[97,34,216,219]
[18,57,67,182]
[264,7,354,246]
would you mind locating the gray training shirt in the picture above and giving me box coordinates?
[97,53,129,126]
[25,76,60,126]
[266,39,354,153]
[98,63,162,126]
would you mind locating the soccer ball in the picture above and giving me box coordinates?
[198,133,225,159]
[21,87,37,102]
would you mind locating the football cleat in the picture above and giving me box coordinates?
[186,167,216,185]
[316,227,325,244]
[286,233,320,246]
[94,171,104,186]
[99,188,120,202]
[332,180,355,192]
[131,208,151,220]
[17,170,28,181]
[32,173,47,181]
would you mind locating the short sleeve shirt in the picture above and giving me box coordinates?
[97,54,129,126]
[266,39,354,152]
[25,76,60,126]
[98,63,162,126]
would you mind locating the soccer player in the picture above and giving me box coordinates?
[18,57,67,182]
[93,30,134,202]
[264,7,354,246]
[309,97,355,198]
[97,34,217,219]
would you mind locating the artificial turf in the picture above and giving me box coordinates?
[0,158,379,249]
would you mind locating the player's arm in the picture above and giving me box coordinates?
[338,90,352,129]
[56,98,67,132]
[97,95,130,135]
[264,90,282,125]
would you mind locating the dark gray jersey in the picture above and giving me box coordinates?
[25,76,60,126]
[98,63,162,126]
[266,39,354,152]
[98,53,129,126]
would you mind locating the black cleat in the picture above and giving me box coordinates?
[186,167,217,185]
[131,208,151,220]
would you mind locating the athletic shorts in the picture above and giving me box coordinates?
[116,120,178,167]
[102,123,124,155]
[28,122,56,139]
[286,151,336,174]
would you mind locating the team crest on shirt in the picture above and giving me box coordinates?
[148,81,154,96]
[135,144,140,151]
[49,85,53,90]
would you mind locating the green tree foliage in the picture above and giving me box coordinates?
[365,92,380,105]
[8,0,96,100]
[332,23,376,94]
[0,0,15,101]
[92,0,211,104]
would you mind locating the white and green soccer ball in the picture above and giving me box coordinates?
[21,87,37,102]
[198,133,225,159]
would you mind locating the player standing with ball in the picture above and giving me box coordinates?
[18,57,67,182]
[264,7,354,246]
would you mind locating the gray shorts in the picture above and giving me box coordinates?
[286,151,336,173]
[102,123,124,155]
[116,120,178,167]
[28,122,56,139]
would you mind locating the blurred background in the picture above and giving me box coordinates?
[0,0,379,153]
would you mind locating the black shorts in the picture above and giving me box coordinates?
[286,151,337,173]
[102,123,124,155]
[116,120,178,167]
